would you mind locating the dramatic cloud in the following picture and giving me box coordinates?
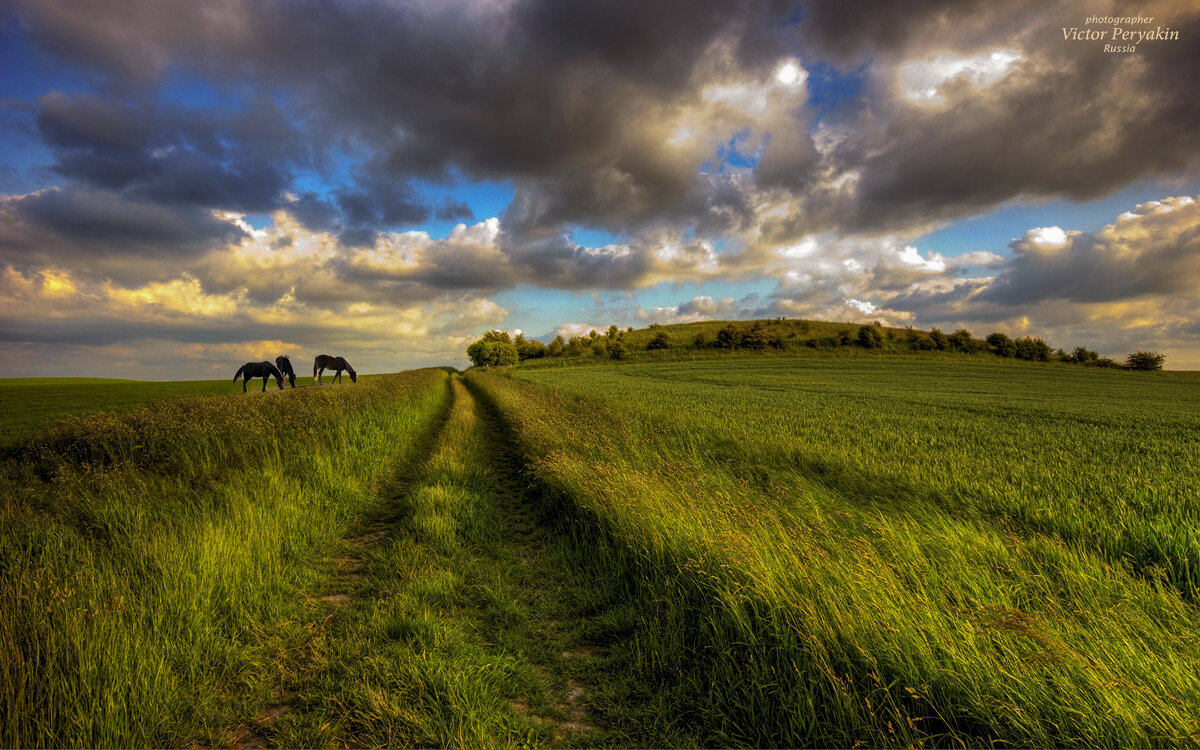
[2,0,1199,374]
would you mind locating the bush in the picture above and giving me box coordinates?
[514,334,546,360]
[857,325,884,349]
[948,328,983,353]
[986,332,1016,358]
[1068,346,1098,364]
[929,328,949,351]
[1126,351,1165,371]
[837,329,854,346]
[1014,337,1051,361]
[743,323,771,350]
[693,333,709,349]
[647,331,672,350]
[716,324,740,349]
[609,340,628,360]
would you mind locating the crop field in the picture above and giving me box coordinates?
[469,356,1200,747]
[3,354,1199,748]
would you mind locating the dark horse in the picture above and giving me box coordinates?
[275,355,297,388]
[314,354,356,384]
[234,361,285,392]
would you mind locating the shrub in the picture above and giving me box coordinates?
[693,333,709,349]
[1126,351,1165,371]
[1068,346,1098,364]
[986,332,1016,358]
[857,325,884,349]
[514,334,546,360]
[609,340,628,360]
[948,328,983,353]
[716,324,740,349]
[647,331,672,350]
[929,328,949,351]
[1014,337,1052,361]
[837,329,854,346]
[743,323,771,350]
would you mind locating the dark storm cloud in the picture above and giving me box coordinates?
[435,198,474,223]
[803,0,1200,232]
[35,91,306,213]
[14,0,799,238]
[0,187,242,263]
[9,0,1200,280]
[334,176,430,246]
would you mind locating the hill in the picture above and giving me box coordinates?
[476,317,1157,371]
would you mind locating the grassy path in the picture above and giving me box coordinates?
[251,376,634,747]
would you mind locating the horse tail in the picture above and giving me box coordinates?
[233,364,245,382]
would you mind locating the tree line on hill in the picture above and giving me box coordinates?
[466,320,1166,371]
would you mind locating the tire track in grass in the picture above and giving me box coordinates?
[252,375,620,748]
[230,374,457,749]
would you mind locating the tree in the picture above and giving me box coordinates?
[647,331,672,350]
[466,339,519,367]
[547,335,566,357]
[1125,351,1165,371]
[518,338,546,359]
[743,323,771,350]
[857,324,883,349]
[477,329,512,344]
[606,324,620,340]
[1069,346,1098,364]
[716,324,740,349]
[929,327,949,351]
[609,339,628,360]
[1014,336,1051,361]
[948,328,981,353]
[986,332,1016,358]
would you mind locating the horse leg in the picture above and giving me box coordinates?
[242,377,247,393]
[335,370,342,383]
[261,376,268,392]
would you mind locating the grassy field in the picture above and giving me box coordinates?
[0,370,453,747]
[0,377,234,448]
[0,373,392,448]
[468,356,1200,747]
[4,352,1199,747]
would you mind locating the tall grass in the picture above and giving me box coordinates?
[0,369,451,747]
[469,358,1200,747]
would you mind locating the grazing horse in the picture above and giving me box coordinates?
[275,355,297,388]
[314,354,356,384]
[234,361,285,393]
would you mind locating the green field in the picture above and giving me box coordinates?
[0,377,234,448]
[3,350,1199,747]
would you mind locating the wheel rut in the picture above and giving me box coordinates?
[235,373,616,748]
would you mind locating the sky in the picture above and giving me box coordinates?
[1,0,1199,378]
